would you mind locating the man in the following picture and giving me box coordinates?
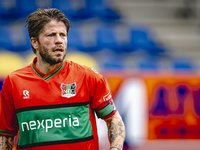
[0,8,125,150]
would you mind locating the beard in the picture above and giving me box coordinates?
[38,45,67,65]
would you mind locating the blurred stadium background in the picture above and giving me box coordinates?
[0,0,200,149]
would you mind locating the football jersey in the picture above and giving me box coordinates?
[0,57,117,150]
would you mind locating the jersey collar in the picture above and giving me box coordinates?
[31,57,64,80]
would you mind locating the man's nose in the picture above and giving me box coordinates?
[55,34,63,44]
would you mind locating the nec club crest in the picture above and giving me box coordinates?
[61,83,77,98]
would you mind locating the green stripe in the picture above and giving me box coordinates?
[0,130,17,135]
[32,61,64,80]
[44,62,64,80]
[32,64,44,77]
[96,103,114,118]
[16,104,93,146]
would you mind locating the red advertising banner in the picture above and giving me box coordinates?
[103,72,200,140]
[146,74,200,139]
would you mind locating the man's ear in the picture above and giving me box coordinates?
[31,37,39,50]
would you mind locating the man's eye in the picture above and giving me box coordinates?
[48,34,53,36]
[61,33,66,37]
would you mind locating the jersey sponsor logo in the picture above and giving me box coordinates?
[21,115,79,132]
[61,83,77,98]
[23,90,30,99]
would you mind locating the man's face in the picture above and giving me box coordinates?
[37,20,68,65]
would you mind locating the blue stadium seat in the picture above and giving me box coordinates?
[131,26,166,56]
[96,24,132,53]
[0,25,12,50]
[67,26,100,53]
[96,24,116,50]
[67,27,83,50]
[0,24,31,52]
[137,57,160,71]
[131,27,154,51]
[147,42,166,56]
[99,56,125,70]
[52,0,92,20]
[86,0,120,21]
[78,27,101,53]
[172,57,196,72]
[0,0,19,20]
[16,0,52,18]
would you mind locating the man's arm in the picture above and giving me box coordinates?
[0,135,14,150]
[104,111,126,150]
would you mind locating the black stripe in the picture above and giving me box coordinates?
[16,101,89,113]
[17,135,94,149]
[95,101,110,111]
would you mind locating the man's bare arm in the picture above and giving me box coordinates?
[0,135,14,150]
[104,111,126,150]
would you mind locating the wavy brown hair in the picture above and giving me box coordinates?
[25,8,70,53]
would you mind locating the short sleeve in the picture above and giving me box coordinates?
[0,76,19,136]
[86,68,117,119]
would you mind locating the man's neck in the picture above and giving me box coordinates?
[35,59,60,74]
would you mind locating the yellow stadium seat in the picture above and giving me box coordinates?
[66,52,99,70]
[0,51,24,78]
[25,52,36,66]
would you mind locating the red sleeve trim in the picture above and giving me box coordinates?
[0,130,17,136]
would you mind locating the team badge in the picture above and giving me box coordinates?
[61,83,77,98]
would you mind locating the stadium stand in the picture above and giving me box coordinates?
[0,0,199,73]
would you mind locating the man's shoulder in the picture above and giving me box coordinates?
[8,64,32,78]
[3,64,32,86]
[65,60,101,77]
[64,60,87,74]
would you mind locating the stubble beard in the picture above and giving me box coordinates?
[39,45,67,65]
